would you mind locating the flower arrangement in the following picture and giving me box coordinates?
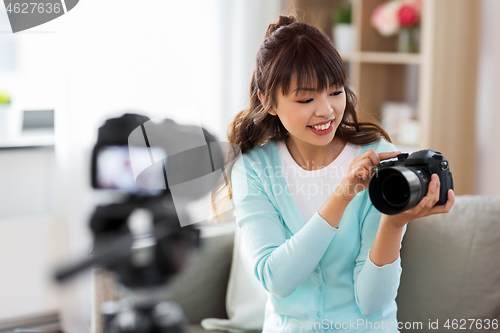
[371,0,421,52]
[371,0,421,36]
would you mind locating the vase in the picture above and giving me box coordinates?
[332,24,355,55]
[398,27,420,53]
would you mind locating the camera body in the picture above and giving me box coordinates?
[369,149,454,215]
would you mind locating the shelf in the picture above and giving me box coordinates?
[0,132,54,150]
[340,52,421,65]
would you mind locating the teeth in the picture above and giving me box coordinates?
[312,121,332,131]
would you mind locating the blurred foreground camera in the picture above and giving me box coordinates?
[55,113,227,333]
[369,149,454,215]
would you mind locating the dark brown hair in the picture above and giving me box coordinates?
[210,15,392,222]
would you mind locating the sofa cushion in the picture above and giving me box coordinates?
[164,230,235,325]
[396,195,500,330]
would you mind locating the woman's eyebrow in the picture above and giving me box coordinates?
[292,83,340,93]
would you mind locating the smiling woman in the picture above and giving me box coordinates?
[207,14,404,333]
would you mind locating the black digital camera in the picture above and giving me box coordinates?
[369,149,454,215]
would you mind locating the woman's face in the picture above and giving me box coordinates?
[268,77,346,147]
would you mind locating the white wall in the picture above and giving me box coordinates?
[476,0,500,196]
[219,0,283,124]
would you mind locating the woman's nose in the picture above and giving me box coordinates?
[314,96,333,117]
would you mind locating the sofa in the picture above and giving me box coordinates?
[92,195,500,333]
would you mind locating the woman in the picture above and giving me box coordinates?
[211,15,454,332]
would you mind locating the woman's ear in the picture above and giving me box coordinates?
[258,89,277,116]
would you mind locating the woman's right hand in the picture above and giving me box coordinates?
[334,149,401,202]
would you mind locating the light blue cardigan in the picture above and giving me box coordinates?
[230,138,406,333]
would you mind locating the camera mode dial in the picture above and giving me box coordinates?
[440,160,449,171]
[432,152,444,160]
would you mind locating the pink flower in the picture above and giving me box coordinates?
[371,0,422,36]
[371,1,401,36]
[398,3,419,27]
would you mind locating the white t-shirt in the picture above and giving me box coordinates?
[277,140,362,224]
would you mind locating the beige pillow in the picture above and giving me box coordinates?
[201,227,267,332]
[397,195,500,330]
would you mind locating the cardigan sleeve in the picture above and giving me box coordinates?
[352,138,407,317]
[230,153,339,299]
[352,202,407,317]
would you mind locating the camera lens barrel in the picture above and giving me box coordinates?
[369,166,430,215]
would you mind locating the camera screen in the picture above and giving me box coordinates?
[96,145,166,195]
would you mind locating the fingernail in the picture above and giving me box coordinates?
[450,189,455,197]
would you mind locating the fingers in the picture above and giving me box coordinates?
[432,174,441,204]
[408,175,452,218]
[405,174,440,215]
[352,149,385,177]
[354,165,370,180]
[354,149,400,166]
[365,149,381,167]
[361,149,400,165]
[378,150,402,161]
[426,174,440,208]
[350,149,401,182]
[389,174,454,223]
[407,194,430,215]
[428,189,455,215]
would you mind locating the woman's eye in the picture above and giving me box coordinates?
[297,90,342,103]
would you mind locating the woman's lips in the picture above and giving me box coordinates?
[308,119,335,127]
[308,120,334,135]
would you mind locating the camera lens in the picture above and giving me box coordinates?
[381,173,410,208]
[369,166,428,215]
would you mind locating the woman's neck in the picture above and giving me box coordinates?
[285,136,347,171]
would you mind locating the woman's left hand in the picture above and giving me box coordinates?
[381,173,455,228]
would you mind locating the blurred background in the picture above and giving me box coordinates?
[0,0,498,332]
